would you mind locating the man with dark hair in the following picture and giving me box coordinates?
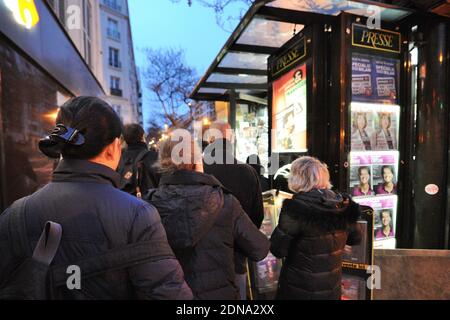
[123,124,146,145]
[118,124,160,197]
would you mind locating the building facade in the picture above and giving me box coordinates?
[47,0,142,125]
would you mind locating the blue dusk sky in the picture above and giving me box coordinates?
[128,0,247,129]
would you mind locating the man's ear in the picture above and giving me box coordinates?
[104,138,119,160]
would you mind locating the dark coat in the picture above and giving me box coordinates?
[145,170,269,300]
[203,139,265,274]
[0,159,192,300]
[270,189,362,300]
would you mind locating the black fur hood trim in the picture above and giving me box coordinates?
[282,190,361,232]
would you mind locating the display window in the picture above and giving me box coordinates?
[0,39,72,209]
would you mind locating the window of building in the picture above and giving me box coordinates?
[109,47,121,68]
[103,0,121,12]
[107,18,120,41]
[110,76,122,97]
[83,0,92,67]
[110,76,120,89]
[59,0,66,24]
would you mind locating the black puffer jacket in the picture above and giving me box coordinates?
[0,159,192,300]
[145,170,270,300]
[270,189,362,300]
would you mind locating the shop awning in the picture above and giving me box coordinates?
[190,0,423,102]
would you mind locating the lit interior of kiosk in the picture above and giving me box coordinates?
[191,0,450,300]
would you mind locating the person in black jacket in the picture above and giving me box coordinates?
[0,97,192,300]
[270,156,362,300]
[117,123,160,196]
[203,121,264,300]
[145,135,269,300]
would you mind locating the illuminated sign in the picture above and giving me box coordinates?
[270,37,306,78]
[352,24,401,53]
[4,0,40,29]
[272,63,307,154]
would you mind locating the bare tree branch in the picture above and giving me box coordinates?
[142,47,207,128]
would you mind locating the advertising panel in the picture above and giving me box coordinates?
[272,63,307,153]
[351,53,400,105]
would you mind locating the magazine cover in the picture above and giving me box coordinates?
[350,111,375,151]
[349,165,375,197]
[373,164,397,195]
[374,209,395,240]
[371,111,399,151]
[341,274,367,300]
[343,221,368,264]
[255,253,282,292]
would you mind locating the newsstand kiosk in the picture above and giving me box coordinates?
[249,14,411,300]
[337,15,405,300]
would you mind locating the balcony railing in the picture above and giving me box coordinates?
[107,28,121,41]
[103,0,122,12]
[110,88,123,97]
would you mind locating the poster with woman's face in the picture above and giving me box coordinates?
[350,166,375,197]
[373,165,397,195]
[375,209,395,239]
[350,111,374,151]
[272,63,307,153]
[371,111,399,151]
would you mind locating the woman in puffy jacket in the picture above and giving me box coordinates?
[145,135,270,300]
[270,156,362,300]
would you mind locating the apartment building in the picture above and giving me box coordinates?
[48,0,143,125]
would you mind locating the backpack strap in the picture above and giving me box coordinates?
[32,222,62,265]
[134,149,150,198]
[144,188,158,201]
[50,239,174,287]
[135,149,149,164]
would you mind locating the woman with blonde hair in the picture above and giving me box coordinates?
[270,156,362,300]
[144,133,269,300]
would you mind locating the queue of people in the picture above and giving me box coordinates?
[0,96,362,300]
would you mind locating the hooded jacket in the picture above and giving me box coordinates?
[145,170,270,300]
[0,159,192,300]
[270,189,362,300]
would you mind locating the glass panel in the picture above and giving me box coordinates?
[235,104,270,179]
[236,17,301,47]
[345,1,410,21]
[0,38,72,209]
[267,0,410,21]
[218,52,269,70]
[267,0,352,16]
[198,88,227,94]
[207,73,267,84]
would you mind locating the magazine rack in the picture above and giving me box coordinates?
[341,205,375,300]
